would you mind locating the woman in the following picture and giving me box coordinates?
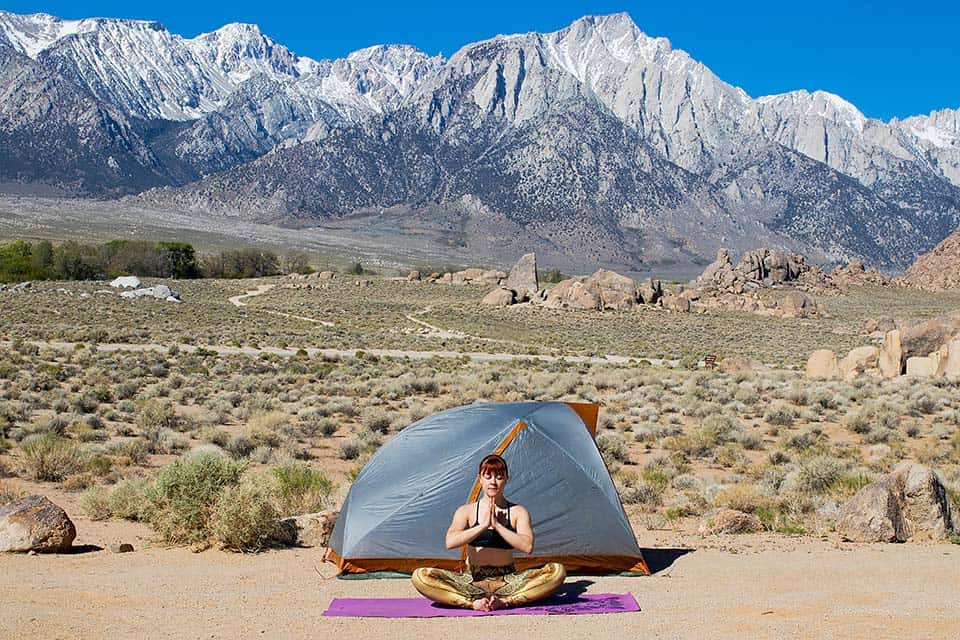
[411,454,566,610]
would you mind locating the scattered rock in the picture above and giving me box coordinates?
[778,290,818,318]
[481,287,515,307]
[941,339,960,379]
[109,276,141,289]
[544,277,601,310]
[662,294,690,313]
[901,226,960,291]
[805,349,839,379]
[0,495,76,553]
[900,312,960,362]
[504,253,539,301]
[119,284,181,302]
[698,508,764,535]
[837,481,906,543]
[638,278,662,305]
[837,463,956,542]
[838,346,879,381]
[906,356,939,377]
[407,270,421,282]
[275,511,338,548]
[878,329,903,378]
[109,542,135,553]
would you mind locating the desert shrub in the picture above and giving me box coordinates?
[271,462,335,515]
[209,478,281,552]
[19,433,86,481]
[80,487,112,520]
[733,386,759,405]
[907,392,941,416]
[226,435,255,459]
[763,403,798,426]
[699,414,742,444]
[362,409,392,434]
[844,401,901,436]
[148,454,246,546]
[0,481,22,505]
[111,438,150,465]
[597,432,629,465]
[355,428,382,454]
[715,483,770,513]
[615,469,666,508]
[795,456,845,494]
[251,446,273,464]
[339,440,362,461]
[248,411,290,434]
[139,401,179,451]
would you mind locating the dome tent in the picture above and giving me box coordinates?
[324,401,649,576]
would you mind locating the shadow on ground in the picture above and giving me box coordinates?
[642,548,693,574]
[64,544,104,554]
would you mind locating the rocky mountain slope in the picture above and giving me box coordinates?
[1,10,958,269]
[901,226,960,290]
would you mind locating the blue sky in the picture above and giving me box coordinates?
[3,0,958,120]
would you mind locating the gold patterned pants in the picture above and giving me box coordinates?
[411,563,566,608]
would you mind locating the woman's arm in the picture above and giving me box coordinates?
[444,503,491,549]
[493,505,534,554]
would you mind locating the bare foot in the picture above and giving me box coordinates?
[488,596,507,610]
[471,597,491,611]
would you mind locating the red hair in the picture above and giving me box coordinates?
[478,454,508,477]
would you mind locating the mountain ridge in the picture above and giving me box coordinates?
[1,9,959,271]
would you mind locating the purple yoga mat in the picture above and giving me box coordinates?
[323,593,639,618]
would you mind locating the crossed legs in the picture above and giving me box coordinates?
[411,563,566,610]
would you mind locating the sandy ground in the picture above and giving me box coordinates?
[1,508,957,640]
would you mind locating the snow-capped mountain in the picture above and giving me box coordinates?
[0,9,958,269]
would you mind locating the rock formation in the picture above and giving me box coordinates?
[503,253,539,301]
[837,463,956,543]
[0,495,76,553]
[901,227,960,291]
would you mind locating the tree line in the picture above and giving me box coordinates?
[0,239,313,283]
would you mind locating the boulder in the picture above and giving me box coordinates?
[0,495,76,553]
[838,346,879,381]
[109,276,141,289]
[878,329,903,378]
[504,253,539,300]
[591,269,639,309]
[698,508,764,535]
[481,269,504,284]
[407,270,421,282]
[544,278,600,310]
[481,288,515,307]
[764,250,791,283]
[837,463,955,542]
[662,294,690,313]
[437,273,453,285]
[891,463,957,541]
[900,312,960,362]
[906,356,938,377]
[461,268,485,282]
[805,349,839,379]
[543,269,639,311]
[941,339,960,379]
[317,271,336,280]
[275,511,338,547]
[837,482,905,542]
[699,248,734,284]
[638,278,662,305]
[119,285,180,301]
[778,291,817,318]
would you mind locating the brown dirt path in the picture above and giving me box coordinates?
[1,518,957,640]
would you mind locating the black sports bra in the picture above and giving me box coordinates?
[470,501,515,550]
